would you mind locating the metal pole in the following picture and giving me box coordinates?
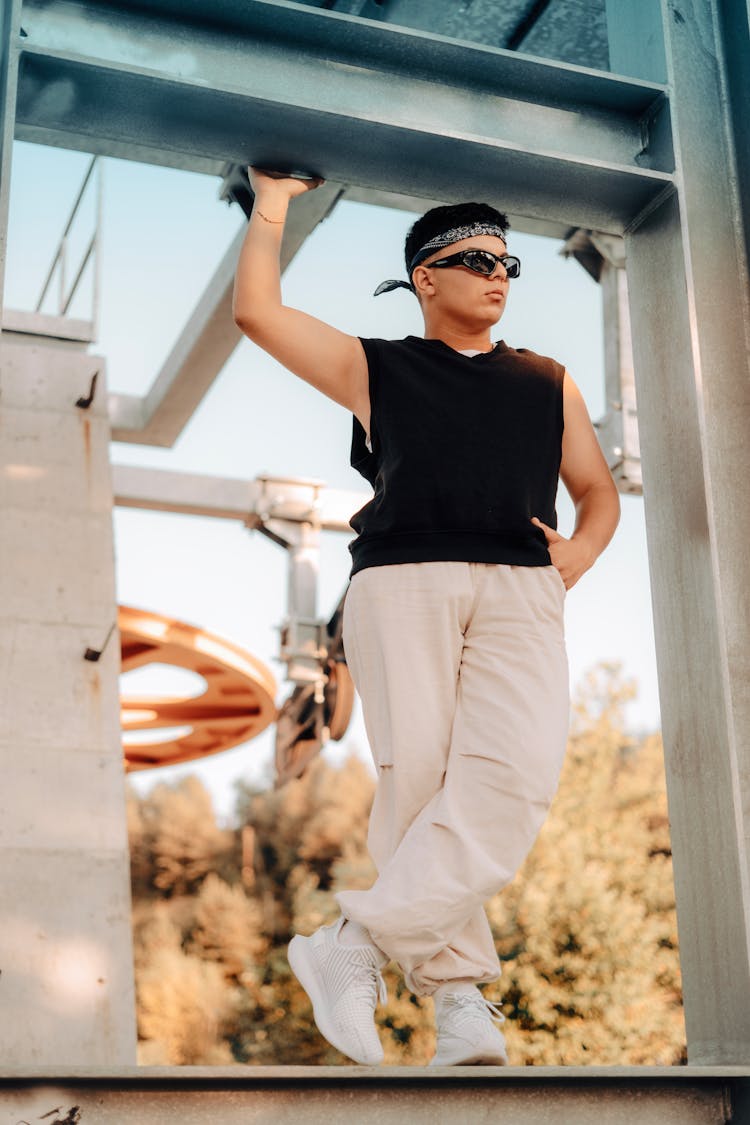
[93,155,103,339]
[35,153,98,314]
[0,0,22,331]
[612,0,750,1063]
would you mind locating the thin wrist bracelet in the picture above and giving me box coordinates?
[255,208,286,224]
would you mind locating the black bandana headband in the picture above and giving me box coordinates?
[374,221,508,296]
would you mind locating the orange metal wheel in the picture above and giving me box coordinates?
[119,605,278,772]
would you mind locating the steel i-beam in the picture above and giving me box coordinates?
[12,0,674,233]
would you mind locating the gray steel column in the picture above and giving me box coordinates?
[613,2,750,1063]
[0,0,21,320]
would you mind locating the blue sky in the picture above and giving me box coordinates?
[5,141,660,820]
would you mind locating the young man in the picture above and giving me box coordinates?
[233,168,621,1067]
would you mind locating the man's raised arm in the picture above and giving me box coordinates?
[232,168,368,418]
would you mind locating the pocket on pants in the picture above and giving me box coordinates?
[550,564,567,596]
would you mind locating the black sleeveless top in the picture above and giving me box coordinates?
[348,335,565,577]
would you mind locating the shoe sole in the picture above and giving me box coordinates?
[288,935,383,1066]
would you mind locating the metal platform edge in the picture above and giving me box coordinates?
[2,1064,749,1124]
[2,1064,750,1081]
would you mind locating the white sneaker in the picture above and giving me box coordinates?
[429,987,509,1066]
[288,916,388,1065]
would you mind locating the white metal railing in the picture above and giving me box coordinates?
[35,153,102,335]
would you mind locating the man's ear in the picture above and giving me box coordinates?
[412,265,435,302]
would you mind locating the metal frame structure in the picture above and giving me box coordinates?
[35,153,102,329]
[2,0,750,1069]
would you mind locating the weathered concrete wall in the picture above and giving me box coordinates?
[0,334,137,1064]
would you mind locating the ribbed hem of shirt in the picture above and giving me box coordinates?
[348,530,551,577]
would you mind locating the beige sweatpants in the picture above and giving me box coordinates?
[335,560,570,997]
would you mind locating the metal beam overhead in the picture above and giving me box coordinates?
[510,0,608,67]
[14,0,673,234]
[342,184,577,241]
[317,0,610,70]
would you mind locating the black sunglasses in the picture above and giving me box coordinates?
[424,249,521,280]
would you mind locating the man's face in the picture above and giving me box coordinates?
[412,234,511,326]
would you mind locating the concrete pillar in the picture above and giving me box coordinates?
[608,2,750,1062]
[0,331,137,1064]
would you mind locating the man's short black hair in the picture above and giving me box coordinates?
[404,202,510,277]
